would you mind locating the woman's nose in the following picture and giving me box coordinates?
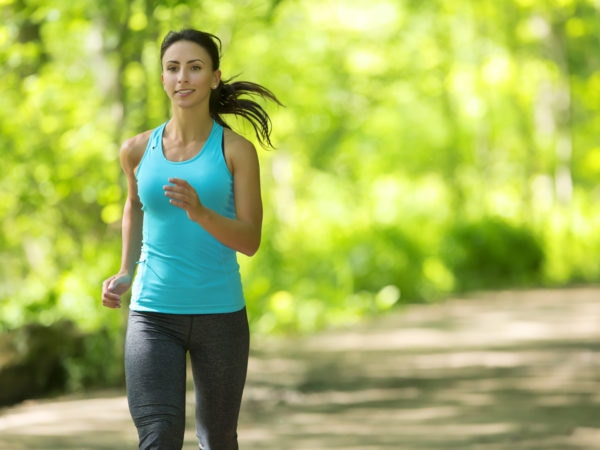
[177,69,188,82]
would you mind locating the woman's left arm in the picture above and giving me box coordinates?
[164,138,263,256]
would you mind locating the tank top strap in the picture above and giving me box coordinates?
[203,120,222,157]
[150,122,168,153]
[215,122,224,156]
[194,120,222,166]
[135,122,168,178]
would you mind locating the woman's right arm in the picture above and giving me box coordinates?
[102,132,151,309]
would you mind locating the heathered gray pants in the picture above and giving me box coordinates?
[125,307,249,450]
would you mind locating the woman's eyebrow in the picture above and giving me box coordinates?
[166,59,205,64]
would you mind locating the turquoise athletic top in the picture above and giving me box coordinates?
[130,120,245,314]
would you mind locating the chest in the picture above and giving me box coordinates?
[162,138,206,163]
[137,149,232,216]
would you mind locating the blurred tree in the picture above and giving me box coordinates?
[0,0,599,393]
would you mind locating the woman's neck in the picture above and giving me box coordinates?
[167,105,213,145]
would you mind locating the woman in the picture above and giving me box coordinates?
[101,29,281,449]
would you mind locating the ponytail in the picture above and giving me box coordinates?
[210,78,283,149]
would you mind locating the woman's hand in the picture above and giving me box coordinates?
[163,178,206,222]
[101,273,133,309]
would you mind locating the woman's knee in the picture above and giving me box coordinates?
[197,430,239,450]
[136,417,185,450]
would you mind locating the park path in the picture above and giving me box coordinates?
[0,287,599,449]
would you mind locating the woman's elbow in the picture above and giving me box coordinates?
[241,235,261,257]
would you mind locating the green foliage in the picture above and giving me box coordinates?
[0,320,122,405]
[62,327,124,392]
[349,225,426,301]
[0,0,599,396]
[441,218,545,291]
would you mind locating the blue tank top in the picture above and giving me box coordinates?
[130,120,245,314]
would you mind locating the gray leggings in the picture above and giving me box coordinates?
[125,307,249,450]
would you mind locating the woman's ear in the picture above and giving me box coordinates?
[212,69,221,89]
[161,73,167,93]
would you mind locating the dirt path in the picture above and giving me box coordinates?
[1,287,599,449]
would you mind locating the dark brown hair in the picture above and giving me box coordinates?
[160,29,282,148]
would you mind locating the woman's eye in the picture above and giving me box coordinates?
[192,65,201,70]
[167,66,176,72]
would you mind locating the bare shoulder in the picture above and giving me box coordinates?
[223,128,256,154]
[223,128,258,174]
[120,129,153,173]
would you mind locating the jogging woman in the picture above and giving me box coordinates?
[101,29,281,449]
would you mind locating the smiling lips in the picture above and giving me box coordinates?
[176,89,194,96]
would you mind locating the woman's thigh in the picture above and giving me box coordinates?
[188,307,250,450]
[125,310,189,449]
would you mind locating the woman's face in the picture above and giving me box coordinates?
[161,40,221,108]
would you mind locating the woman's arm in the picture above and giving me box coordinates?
[117,134,148,276]
[102,132,149,308]
[164,134,263,256]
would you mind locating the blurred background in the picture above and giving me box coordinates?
[1,0,599,404]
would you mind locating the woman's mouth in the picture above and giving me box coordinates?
[176,89,194,97]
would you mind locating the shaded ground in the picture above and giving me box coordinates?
[1,287,599,449]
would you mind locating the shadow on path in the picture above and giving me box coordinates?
[1,287,599,449]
